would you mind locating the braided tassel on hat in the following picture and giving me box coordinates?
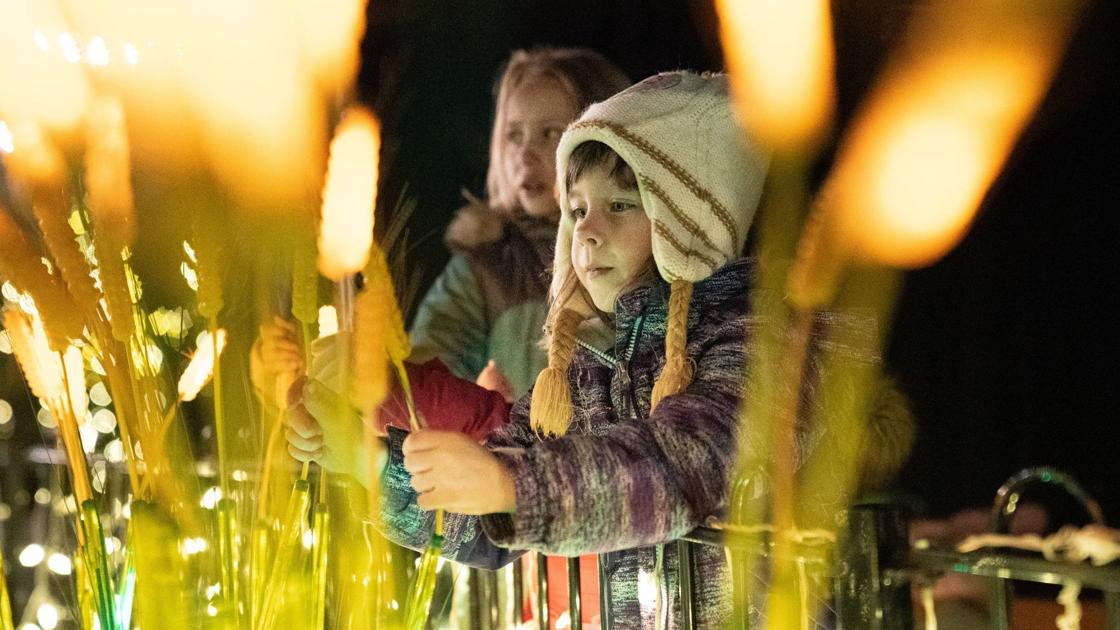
[530,308,585,436]
[651,280,695,411]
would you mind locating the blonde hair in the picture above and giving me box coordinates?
[485,48,630,214]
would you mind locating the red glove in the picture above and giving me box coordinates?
[377,359,512,440]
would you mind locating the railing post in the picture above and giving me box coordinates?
[835,502,911,629]
[1106,590,1120,630]
[568,557,582,629]
[677,540,696,630]
[537,554,549,630]
[599,553,612,630]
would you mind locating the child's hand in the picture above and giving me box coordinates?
[475,360,514,403]
[250,316,303,402]
[286,377,382,485]
[402,430,515,515]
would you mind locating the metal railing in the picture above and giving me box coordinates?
[458,467,1119,629]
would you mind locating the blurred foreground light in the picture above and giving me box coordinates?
[47,552,72,575]
[36,603,59,630]
[19,543,46,567]
[0,399,13,424]
[318,305,339,337]
[715,0,834,152]
[318,107,380,281]
[89,382,112,407]
[822,1,1083,269]
[178,329,227,402]
[0,120,12,153]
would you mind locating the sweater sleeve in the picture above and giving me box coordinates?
[479,314,747,556]
[376,359,511,440]
[408,255,489,381]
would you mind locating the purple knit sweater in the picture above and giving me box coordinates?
[382,258,758,628]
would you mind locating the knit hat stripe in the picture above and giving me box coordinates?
[640,175,727,261]
[570,120,741,246]
[652,219,719,276]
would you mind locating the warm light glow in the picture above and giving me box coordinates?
[715,0,835,151]
[816,0,1082,270]
[84,96,137,247]
[318,305,339,337]
[177,329,227,402]
[318,107,380,280]
[0,120,13,153]
[288,0,367,93]
[0,1,90,132]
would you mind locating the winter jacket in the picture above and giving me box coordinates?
[409,213,555,398]
[381,258,759,629]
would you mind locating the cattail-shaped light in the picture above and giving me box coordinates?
[715,0,835,152]
[318,107,380,281]
[788,0,1083,307]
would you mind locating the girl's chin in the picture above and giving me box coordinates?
[519,195,559,218]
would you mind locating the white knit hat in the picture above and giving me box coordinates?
[529,71,769,437]
[551,71,768,299]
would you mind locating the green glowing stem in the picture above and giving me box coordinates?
[80,500,118,630]
[211,323,228,497]
[310,504,331,629]
[403,535,444,630]
[249,521,273,628]
[216,498,241,626]
[257,479,311,630]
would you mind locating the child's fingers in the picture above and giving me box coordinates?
[401,431,435,455]
[287,443,321,463]
[285,427,323,452]
[285,404,322,439]
[271,315,298,333]
[402,450,435,475]
[408,470,436,495]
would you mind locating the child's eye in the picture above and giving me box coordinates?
[569,206,587,220]
[610,201,637,213]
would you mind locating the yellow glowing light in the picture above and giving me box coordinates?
[84,96,137,247]
[809,0,1083,271]
[318,107,380,281]
[829,47,1066,268]
[177,329,227,402]
[0,1,90,132]
[287,0,367,93]
[715,0,835,151]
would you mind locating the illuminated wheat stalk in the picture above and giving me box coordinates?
[0,208,84,350]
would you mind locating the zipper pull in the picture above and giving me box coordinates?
[616,360,634,419]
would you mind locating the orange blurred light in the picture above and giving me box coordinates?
[715,0,835,152]
[318,107,380,281]
[820,1,1081,269]
[0,0,90,133]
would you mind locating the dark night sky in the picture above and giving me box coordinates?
[360,0,1120,522]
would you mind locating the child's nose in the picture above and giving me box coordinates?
[574,208,606,246]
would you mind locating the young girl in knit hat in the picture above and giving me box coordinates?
[288,71,769,628]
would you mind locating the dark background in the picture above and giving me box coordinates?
[358,0,1120,522]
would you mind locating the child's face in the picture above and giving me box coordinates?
[500,78,579,219]
[568,163,652,313]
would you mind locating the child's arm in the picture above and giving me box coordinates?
[478,314,748,556]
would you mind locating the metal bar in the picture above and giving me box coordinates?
[487,569,500,630]
[513,559,524,629]
[568,557,582,629]
[599,553,612,630]
[729,549,753,630]
[899,549,1120,592]
[537,555,548,630]
[677,541,695,630]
